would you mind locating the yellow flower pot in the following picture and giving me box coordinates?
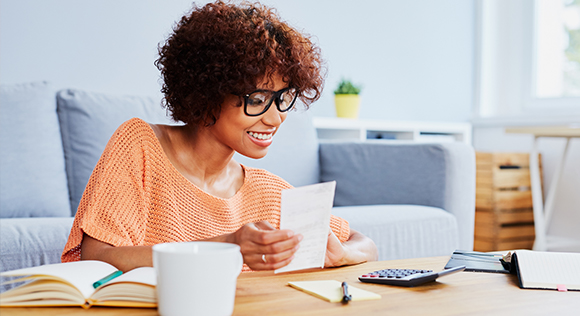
[334,94,360,119]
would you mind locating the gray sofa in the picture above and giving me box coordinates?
[0,81,475,292]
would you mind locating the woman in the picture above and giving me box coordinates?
[61,1,377,272]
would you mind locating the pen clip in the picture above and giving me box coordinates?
[341,281,352,304]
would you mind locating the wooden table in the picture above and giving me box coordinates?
[505,125,580,251]
[1,256,578,315]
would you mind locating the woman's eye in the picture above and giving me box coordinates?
[248,94,268,106]
[282,93,292,103]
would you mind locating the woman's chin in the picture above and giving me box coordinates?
[236,146,269,160]
[243,151,268,160]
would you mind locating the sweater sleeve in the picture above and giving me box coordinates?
[62,119,151,262]
[330,215,350,242]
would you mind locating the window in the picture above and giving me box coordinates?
[535,0,580,98]
[526,0,580,111]
[475,0,580,120]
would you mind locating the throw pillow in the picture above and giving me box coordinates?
[0,81,71,218]
[57,89,174,215]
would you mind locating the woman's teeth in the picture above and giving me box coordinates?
[248,131,272,140]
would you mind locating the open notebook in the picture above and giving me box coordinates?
[511,250,580,291]
[0,261,156,308]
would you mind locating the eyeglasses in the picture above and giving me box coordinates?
[241,87,298,116]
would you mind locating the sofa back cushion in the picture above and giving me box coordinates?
[57,89,174,215]
[0,82,71,218]
[320,143,447,208]
[233,109,320,187]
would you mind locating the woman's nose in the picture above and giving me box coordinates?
[261,102,284,126]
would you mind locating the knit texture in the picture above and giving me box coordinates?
[61,118,350,271]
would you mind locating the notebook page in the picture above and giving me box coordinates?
[91,267,157,304]
[104,267,156,286]
[516,250,580,290]
[0,260,117,298]
[275,181,336,274]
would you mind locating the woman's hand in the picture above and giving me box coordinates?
[228,221,302,271]
[324,230,348,267]
[324,229,378,268]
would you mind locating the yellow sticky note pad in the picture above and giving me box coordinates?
[288,280,381,303]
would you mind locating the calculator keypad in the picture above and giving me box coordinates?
[361,269,433,279]
[358,266,466,287]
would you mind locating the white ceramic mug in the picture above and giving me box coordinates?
[153,242,243,316]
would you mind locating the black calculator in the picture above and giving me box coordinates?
[358,265,466,287]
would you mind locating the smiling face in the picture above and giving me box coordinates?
[208,73,290,159]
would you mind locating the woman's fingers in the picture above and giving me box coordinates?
[253,242,299,265]
[253,233,302,254]
[240,233,302,269]
[251,248,297,270]
[324,230,347,268]
[265,241,300,262]
[266,254,296,270]
[244,221,298,248]
[254,220,276,231]
[233,221,303,270]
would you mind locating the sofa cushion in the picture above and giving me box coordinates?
[0,217,74,292]
[56,89,174,215]
[332,205,458,261]
[0,81,70,218]
[320,143,446,208]
[233,109,320,187]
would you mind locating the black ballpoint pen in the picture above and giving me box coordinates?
[341,281,352,304]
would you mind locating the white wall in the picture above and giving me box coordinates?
[0,0,475,122]
[0,0,194,98]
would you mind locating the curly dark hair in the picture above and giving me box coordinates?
[155,1,325,126]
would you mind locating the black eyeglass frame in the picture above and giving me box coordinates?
[241,87,298,117]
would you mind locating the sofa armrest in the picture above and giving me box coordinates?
[0,217,74,292]
[439,142,476,251]
[319,141,475,251]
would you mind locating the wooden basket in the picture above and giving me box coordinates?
[474,152,542,252]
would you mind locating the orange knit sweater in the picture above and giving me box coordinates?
[61,118,350,269]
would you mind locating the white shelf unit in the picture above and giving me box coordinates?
[312,117,472,145]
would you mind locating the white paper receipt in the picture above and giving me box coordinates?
[275,181,336,274]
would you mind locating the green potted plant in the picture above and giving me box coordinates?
[333,79,362,119]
